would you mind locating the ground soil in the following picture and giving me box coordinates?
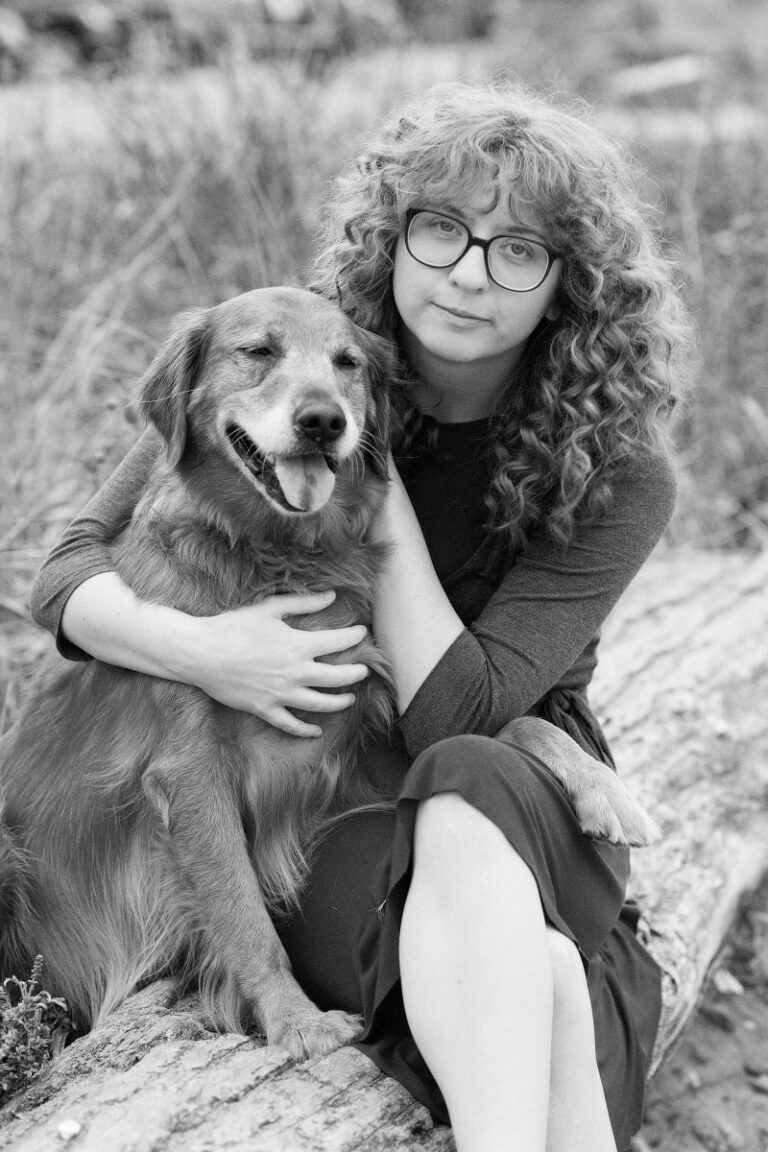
[638,879,768,1152]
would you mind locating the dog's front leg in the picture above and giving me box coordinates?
[143,764,362,1059]
[494,717,661,846]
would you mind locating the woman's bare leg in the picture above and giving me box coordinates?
[399,792,616,1152]
[545,929,616,1152]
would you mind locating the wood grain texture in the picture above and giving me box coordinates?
[2,547,768,1149]
[592,546,768,1071]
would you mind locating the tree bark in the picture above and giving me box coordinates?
[592,546,768,1072]
[2,547,768,1149]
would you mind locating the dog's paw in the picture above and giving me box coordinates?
[270,1008,363,1060]
[571,765,662,847]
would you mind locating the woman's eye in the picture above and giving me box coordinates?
[497,239,535,263]
[428,216,460,238]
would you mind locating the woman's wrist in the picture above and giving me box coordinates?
[152,606,208,689]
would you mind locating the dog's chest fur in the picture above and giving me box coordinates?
[114,463,385,621]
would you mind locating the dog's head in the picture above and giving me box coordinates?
[139,287,396,517]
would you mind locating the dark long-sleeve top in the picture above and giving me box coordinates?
[30,420,677,761]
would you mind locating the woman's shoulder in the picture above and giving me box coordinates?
[592,440,678,543]
[610,440,677,506]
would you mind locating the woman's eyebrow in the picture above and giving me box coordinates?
[424,203,550,245]
[493,217,549,242]
[505,223,548,241]
[438,204,549,242]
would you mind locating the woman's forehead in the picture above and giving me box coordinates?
[418,185,548,233]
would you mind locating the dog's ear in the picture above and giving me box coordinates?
[356,329,398,479]
[138,308,213,465]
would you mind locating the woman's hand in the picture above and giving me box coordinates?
[189,591,370,738]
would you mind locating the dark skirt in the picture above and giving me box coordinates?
[278,694,662,1152]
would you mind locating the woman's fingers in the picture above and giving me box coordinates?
[269,590,337,618]
[304,625,369,656]
[304,659,369,688]
[263,689,359,739]
[266,708,324,739]
[191,594,373,723]
[267,591,370,657]
[288,689,358,713]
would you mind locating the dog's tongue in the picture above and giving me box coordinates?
[274,455,336,512]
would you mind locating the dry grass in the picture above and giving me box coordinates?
[1,0,767,717]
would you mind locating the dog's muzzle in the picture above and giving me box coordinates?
[226,423,340,514]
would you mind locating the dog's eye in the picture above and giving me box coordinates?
[238,345,274,358]
[334,352,359,369]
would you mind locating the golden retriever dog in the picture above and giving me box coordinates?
[0,286,658,1059]
[0,287,397,1056]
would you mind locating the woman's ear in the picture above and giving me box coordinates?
[138,308,212,466]
[357,328,399,478]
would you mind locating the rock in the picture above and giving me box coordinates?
[55,1119,81,1141]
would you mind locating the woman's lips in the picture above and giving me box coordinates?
[432,301,489,322]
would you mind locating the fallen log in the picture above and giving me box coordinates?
[2,545,768,1151]
[594,545,768,1073]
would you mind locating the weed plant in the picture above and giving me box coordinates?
[0,956,70,1104]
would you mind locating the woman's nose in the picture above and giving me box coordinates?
[447,243,490,291]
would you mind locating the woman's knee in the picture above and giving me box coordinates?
[414,790,493,856]
[413,792,537,896]
[546,928,593,1026]
[412,732,545,795]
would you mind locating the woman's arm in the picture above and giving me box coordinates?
[369,464,465,713]
[372,449,677,757]
[31,430,162,657]
[62,574,371,738]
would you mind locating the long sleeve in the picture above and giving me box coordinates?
[398,447,677,758]
[30,430,162,659]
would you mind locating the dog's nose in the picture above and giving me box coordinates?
[294,401,347,445]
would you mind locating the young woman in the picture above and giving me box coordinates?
[31,81,691,1151]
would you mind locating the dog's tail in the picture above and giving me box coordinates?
[0,816,32,980]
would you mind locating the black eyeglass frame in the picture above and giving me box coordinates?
[404,207,561,294]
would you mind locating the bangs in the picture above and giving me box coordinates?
[393,122,578,248]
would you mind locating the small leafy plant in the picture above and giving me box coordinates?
[0,956,70,1104]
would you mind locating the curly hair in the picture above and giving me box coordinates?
[308,79,693,548]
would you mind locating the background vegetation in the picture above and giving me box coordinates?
[1,0,767,720]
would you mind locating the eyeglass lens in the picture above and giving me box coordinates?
[407,210,551,291]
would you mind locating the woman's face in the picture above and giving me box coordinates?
[392,199,561,398]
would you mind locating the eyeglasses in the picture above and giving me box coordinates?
[404,208,560,293]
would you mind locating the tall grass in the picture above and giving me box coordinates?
[1,4,767,713]
[653,131,768,548]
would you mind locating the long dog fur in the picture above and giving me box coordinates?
[0,287,397,1056]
